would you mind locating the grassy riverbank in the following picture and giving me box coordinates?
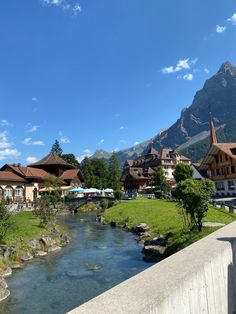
[104,198,236,254]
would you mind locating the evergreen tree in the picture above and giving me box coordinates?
[50,140,63,156]
[108,153,121,190]
[61,153,80,168]
[81,157,95,188]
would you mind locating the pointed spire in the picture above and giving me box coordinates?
[210,112,217,146]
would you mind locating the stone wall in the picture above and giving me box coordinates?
[68,222,236,314]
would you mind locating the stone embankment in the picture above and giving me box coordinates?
[96,215,169,260]
[0,232,70,302]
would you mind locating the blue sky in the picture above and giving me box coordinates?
[0,0,236,165]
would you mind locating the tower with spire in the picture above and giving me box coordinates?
[210,112,217,146]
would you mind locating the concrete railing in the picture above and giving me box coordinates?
[68,222,236,314]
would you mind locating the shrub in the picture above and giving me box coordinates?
[101,198,109,210]
[0,200,11,243]
[114,190,123,200]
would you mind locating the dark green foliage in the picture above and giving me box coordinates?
[114,190,123,200]
[108,153,121,191]
[61,153,80,168]
[174,179,216,231]
[0,200,11,243]
[100,198,109,210]
[50,140,63,156]
[81,157,109,188]
[34,195,56,227]
[173,163,193,183]
[153,167,168,197]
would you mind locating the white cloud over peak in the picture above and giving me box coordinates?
[204,68,210,74]
[23,138,45,146]
[227,13,236,24]
[26,156,38,164]
[41,0,81,16]
[162,58,197,74]
[77,149,92,162]
[97,139,104,145]
[134,141,140,146]
[216,25,226,33]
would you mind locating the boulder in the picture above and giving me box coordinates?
[41,236,56,247]
[0,277,10,302]
[21,252,33,262]
[10,262,22,269]
[134,223,149,234]
[47,245,61,253]
[0,267,12,278]
[142,245,167,258]
[28,239,42,250]
[144,237,167,246]
[35,251,47,257]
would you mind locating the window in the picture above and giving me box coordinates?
[231,166,235,174]
[215,182,224,190]
[4,187,13,197]
[228,181,235,190]
[225,154,228,161]
[15,187,23,197]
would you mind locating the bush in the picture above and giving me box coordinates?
[0,200,11,243]
[101,198,109,210]
[114,190,123,200]
[33,196,56,227]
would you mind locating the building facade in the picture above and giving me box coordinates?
[122,146,191,192]
[200,118,236,196]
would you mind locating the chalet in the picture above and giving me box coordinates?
[122,146,191,192]
[0,153,84,202]
[200,118,236,196]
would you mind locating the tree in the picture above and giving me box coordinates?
[174,179,215,232]
[61,153,80,168]
[108,153,121,191]
[153,167,168,197]
[0,200,11,243]
[173,163,194,183]
[50,140,63,156]
[81,157,96,188]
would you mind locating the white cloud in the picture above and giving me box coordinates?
[26,124,40,133]
[119,126,128,130]
[0,149,21,161]
[41,0,82,16]
[60,136,70,144]
[77,149,92,162]
[0,120,10,127]
[227,13,236,24]
[0,131,11,149]
[162,58,197,74]
[134,141,140,146]
[216,25,226,33]
[23,138,45,146]
[204,68,210,74]
[97,139,104,145]
[183,74,193,81]
[32,97,38,102]
[26,156,38,164]
[113,148,119,152]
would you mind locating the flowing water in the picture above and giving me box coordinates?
[0,213,154,314]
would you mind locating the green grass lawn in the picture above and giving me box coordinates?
[104,198,236,254]
[5,211,50,245]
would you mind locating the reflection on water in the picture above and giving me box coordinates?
[0,213,155,314]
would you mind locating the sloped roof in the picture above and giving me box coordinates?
[60,169,82,180]
[145,146,159,156]
[28,153,75,169]
[0,171,27,182]
[3,164,48,179]
[200,143,236,170]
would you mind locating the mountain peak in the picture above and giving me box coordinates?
[218,61,236,75]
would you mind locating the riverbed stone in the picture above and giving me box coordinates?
[142,244,167,258]
[41,236,56,247]
[21,252,33,262]
[0,267,12,278]
[47,245,61,253]
[144,237,167,246]
[28,239,42,250]
[134,223,149,234]
[35,251,47,257]
[10,262,22,269]
[0,277,10,302]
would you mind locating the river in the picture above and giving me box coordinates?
[0,213,154,314]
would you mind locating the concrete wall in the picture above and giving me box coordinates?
[68,222,236,314]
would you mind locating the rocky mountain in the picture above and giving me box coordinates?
[92,61,236,165]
